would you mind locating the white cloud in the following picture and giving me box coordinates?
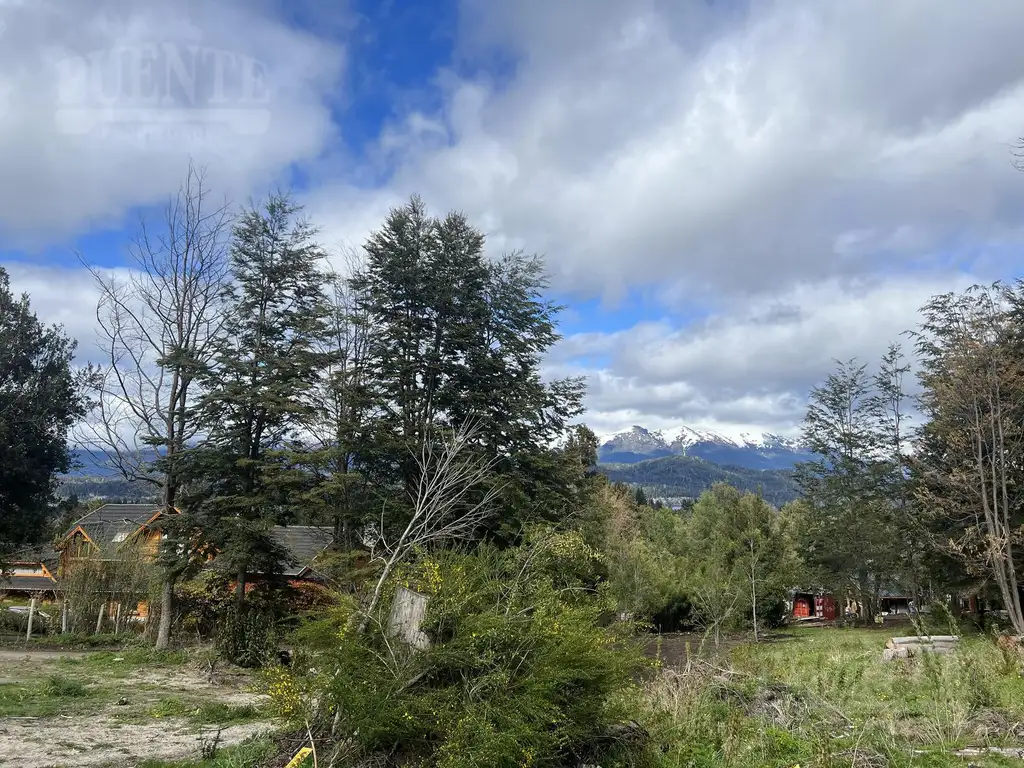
[2,262,108,361]
[308,0,1024,301]
[550,272,976,437]
[0,0,346,249]
[296,2,1024,434]
[5,1,1024,438]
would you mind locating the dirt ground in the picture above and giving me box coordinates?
[1,716,271,767]
[0,649,275,768]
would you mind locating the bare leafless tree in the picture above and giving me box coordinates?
[75,160,232,648]
[358,420,502,632]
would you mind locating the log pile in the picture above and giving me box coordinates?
[881,635,959,661]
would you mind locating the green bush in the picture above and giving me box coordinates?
[43,674,88,698]
[216,606,277,668]
[651,595,695,633]
[267,541,654,767]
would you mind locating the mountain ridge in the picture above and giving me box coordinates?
[600,454,801,507]
[597,425,812,470]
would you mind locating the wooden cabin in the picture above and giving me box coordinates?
[57,503,171,573]
[0,549,59,598]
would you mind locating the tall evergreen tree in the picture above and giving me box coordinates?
[0,267,86,554]
[300,268,374,549]
[796,356,905,623]
[184,193,330,609]
[351,197,585,534]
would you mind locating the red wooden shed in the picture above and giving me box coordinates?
[792,591,836,621]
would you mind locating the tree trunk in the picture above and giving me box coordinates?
[95,601,106,634]
[155,574,175,650]
[750,576,759,642]
[235,563,247,614]
[358,558,397,634]
[858,571,873,627]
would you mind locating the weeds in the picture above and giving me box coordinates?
[43,674,88,698]
[147,696,262,725]
[632,627,1024,767]
[135,736,276,768]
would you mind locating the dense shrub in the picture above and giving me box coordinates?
[755,598,788,630]
[264,541,654,767]
[651,595,695,633]
[216,604,277,668]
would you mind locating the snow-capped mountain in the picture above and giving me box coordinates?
[597,425,813,470]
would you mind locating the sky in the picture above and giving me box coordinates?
[2,0,1024,444]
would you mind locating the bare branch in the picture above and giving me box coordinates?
[358,419,502,632]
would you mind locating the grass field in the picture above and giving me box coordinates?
[642,625,1024,767]
[5,624,1024,767]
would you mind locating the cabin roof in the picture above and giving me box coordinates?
[7,546,58,570]
[0,575,58,592]
[270,526,334,577]
[62,503,166,556]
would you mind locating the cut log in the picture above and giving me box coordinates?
[883,635,960,661]
[885,636,959,649]
[883,647,910,662]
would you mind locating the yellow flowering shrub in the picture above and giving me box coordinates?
[278,540,650,767]
[259,665,305,721]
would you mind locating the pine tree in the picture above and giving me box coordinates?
[633,486,648,507]
[351,197,585,535]
[0,267,86,554]
[300,269,374,549]
[184,193,330,609]
[797,354,909,623]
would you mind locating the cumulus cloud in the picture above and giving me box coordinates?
[0,0,345,249]
[550,272,978,438]
[309,0,1024,300]
[4,0,1024,438]
[3,262,107,361]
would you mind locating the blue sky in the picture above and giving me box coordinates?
[2,0,1024,441]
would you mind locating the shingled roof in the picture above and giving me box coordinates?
[0,575,58,592]
[64,503,165,556]
[270,526,335,577]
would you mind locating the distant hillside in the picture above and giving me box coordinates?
[66,448,160,478]
[600,454,801,507]
[598,425,813,470]
[57,475,158,503]
[61,445,804,507]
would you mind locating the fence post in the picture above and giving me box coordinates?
[26,597,36,640]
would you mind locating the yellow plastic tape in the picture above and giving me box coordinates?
[285,746,313,768]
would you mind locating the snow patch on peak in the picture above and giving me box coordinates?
[664,425,737,450]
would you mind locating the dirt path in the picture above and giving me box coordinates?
[0,650,276,767]
[0,717,273,767]
[0,649,92,661]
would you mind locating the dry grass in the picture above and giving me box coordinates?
[634,626,1024,767]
